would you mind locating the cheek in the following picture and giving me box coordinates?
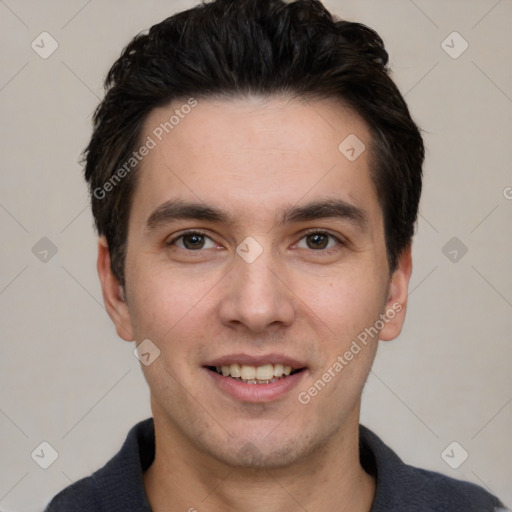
[125,260,220,344]
[290,264,388,339]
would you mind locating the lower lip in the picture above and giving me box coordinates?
[205,368,307,403]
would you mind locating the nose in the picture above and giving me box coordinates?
[218,249,296,333]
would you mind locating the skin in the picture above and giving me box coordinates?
[97,95,412,512]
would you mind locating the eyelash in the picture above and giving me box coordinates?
[167,229,344,252]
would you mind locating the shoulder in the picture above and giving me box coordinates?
[402,465,506,511]
[359,425,508,512]
[44,418,155,512]
[44,477,98,512]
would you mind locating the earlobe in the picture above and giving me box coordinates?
[379,244,413,342]
[97,236,134,341]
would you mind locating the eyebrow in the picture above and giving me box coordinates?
[280,199,368,231]
[145,198,369,232]
[146,200,230,231]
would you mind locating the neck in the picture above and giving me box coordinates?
[144,405,376,512]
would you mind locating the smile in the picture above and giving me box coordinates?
[209,363,302,384]
[204,354,307,402]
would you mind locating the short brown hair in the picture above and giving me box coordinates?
[84,0,424,286]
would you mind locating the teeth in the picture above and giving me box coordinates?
[230,363,241,378]
[256,364,274,380]
[216,363,299,381]
[240,365,256,380]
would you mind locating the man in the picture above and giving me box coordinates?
[45,0,508,510]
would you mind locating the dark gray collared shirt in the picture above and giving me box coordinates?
[44,418,508,511]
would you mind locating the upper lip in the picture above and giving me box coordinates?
[204,353,307,369]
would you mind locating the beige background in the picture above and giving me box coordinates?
[1,0,511,510]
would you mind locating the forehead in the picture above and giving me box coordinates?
[131,95,380,228]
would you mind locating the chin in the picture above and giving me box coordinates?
[200,429,320,470]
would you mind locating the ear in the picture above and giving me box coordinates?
[379,244,412,342]
[97,236,134,341]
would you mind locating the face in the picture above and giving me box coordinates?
[98,95,411,469]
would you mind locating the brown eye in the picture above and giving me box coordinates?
[295,231,342,252]
[169,232,216,250]
[306,233,329,249]
[182,233,205,250]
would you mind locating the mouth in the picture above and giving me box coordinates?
[203,355,308,402]
[206,363,305,384]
